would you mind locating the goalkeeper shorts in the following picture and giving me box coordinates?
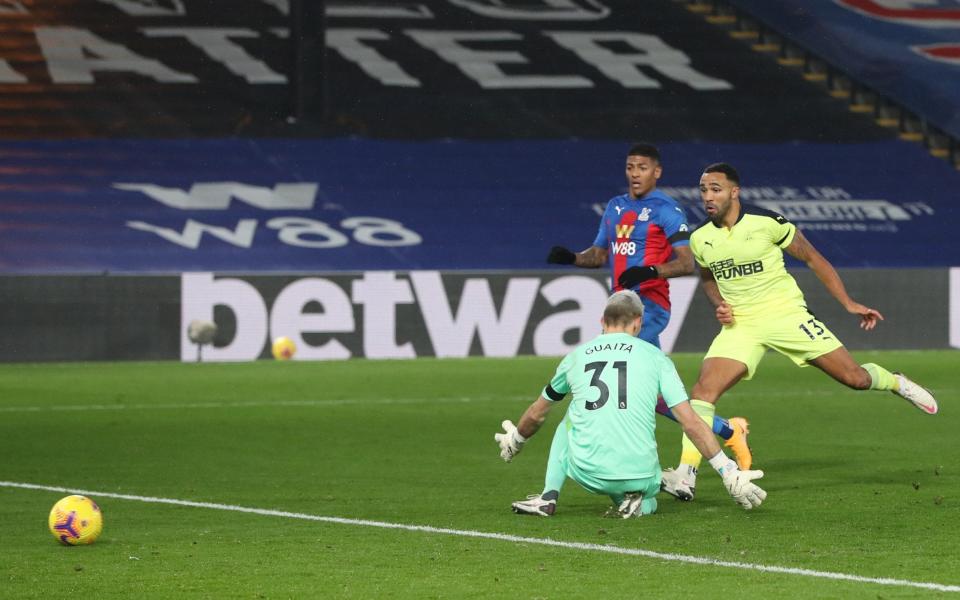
[567,459,661,511]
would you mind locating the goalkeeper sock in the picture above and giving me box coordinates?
[679,399,717,469]
[862,363,897,391]
[542,419,569,495]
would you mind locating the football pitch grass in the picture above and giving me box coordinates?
[1,351,957,598]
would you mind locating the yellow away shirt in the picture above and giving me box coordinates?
[690,205,806,318]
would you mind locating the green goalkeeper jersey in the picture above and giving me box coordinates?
[542,332,688,480]
[690,205,804,318]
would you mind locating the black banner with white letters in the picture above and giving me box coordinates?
[0,0,891,140]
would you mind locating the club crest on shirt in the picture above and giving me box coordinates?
[638,207,652,221]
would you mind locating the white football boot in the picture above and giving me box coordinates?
[511,491,557,516]
[893,372,938,415]
[660,466,696,501]
[617,492,645,518]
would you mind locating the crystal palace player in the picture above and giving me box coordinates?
[547,143,752,469]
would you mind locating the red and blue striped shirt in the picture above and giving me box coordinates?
[593,190,691,310]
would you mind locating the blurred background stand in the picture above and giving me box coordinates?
[288,0,326,125]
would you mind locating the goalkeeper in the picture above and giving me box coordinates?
[495,290,766,517]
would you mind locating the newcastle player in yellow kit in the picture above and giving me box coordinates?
[660,163,938,501]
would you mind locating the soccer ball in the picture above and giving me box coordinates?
[48,495,103,546]
[272,336,296,360]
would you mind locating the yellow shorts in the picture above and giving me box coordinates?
[704,308,844,380]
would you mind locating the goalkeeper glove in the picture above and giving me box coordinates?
[710,452,766,510]
[617,265,658,289]
[547,246,576,265]
[494,420,526,462]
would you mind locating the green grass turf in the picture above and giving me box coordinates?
[0,351,957,598]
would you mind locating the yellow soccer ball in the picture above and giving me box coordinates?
[271,336,297,360]
[48,495,103,546]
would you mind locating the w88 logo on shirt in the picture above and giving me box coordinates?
[612,241,637,256]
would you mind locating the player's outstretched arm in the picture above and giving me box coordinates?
[784,230,884,330]
[547,246,576,265]
[654,245,696,279]
[547,245,608,268]
[618,245,695,288]
[673,400,766,509]
[844,301,884,330]
[576,246,608,268]
[517,396,553,438]
[494,396,553,462]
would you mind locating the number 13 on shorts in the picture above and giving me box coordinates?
[798,316,827,340]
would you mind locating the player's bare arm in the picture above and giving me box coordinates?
[653,244,695,279]
[547,245,608,267]
[574,245,608,268]
[784,229,884,331]
[517,396,553,438]
[494,396,553,462]
[698,266,734,324]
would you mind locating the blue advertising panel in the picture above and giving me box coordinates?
[0,138,956,273]
[725,0,960,139]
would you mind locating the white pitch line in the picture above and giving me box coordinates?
[4,481,958,594]
[0,397,476,413]
[3,389,954,412]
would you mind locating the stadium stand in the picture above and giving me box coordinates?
[0,0,897,140]
[683,0,960,168]
[5,0,953,273]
